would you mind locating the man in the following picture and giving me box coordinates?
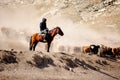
[40,18,49,42]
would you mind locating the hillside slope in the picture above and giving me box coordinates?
[0,50,120,80]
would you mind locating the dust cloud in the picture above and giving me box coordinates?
[0,3,120,52]
[48,15,120,52]
[0,5,38,50]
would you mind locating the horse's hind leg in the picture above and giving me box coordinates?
[33,42,38,51]
[29,45,32,51]
[29,36,33,51]
[29,46,32,51]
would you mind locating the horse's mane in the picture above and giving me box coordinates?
[54,26,60,29]
[50,26,60,31]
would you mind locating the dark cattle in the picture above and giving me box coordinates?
[98,44,112,57]
[90,45,100,54]
[112,47,120,57]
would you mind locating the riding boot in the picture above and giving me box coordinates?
[45,33,48,40]
[43,34,47,42]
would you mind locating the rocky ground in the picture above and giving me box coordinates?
[0,49,120,80]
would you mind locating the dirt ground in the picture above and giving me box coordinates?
[0,50,120,80]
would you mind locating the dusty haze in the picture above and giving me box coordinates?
[0,0,120,52]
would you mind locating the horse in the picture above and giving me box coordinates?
[29,26,64,52]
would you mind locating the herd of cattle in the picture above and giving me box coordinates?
[82,44,120,58]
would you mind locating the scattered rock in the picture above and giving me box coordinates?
[27,54,55,68]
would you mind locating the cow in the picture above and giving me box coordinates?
[90,44,100,54]
[112,47,120,58]
[82,46,91,54]
[98,44,112,57]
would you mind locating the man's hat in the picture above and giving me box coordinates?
[42,18,47,22]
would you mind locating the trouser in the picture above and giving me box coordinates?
[41,29,49,40]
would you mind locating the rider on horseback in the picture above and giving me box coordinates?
[40,18,49,42]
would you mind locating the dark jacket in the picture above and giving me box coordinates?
[40,18,47,31]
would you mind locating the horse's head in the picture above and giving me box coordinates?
[56,26,64,36]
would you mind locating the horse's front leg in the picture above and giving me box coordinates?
[47,42,51,52]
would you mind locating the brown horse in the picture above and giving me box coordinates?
[29,26,64,52]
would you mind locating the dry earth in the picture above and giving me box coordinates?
[0,49,120,80]
[0,0,120,80]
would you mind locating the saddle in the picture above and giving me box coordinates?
[39,30,49,42]
[39,29,48,35]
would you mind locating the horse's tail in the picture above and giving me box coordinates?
[29,36,32,51]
